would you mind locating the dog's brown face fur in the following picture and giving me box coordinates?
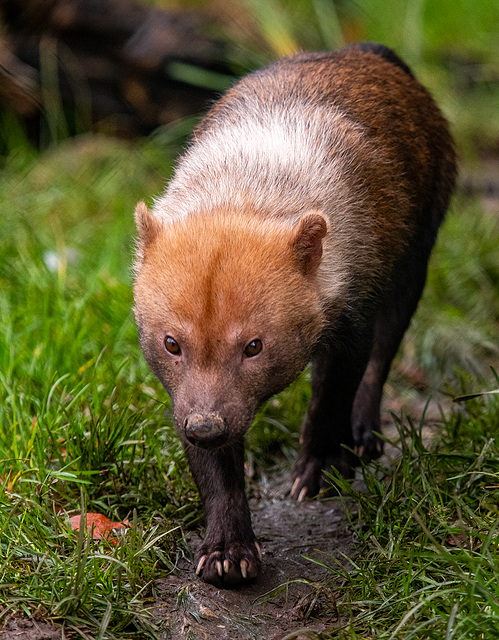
[134,203,327,447]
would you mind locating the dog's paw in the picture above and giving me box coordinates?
[195,538,262,587]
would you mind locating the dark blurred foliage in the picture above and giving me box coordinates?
[0,0,233,145]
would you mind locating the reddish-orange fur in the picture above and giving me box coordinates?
[134,207,327,437]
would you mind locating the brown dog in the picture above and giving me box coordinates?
[133,43,456,587]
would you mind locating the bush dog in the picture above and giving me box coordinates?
[133,43,456,587]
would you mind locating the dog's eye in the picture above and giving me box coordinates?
[244,339,262,358]
[164,336,181,355]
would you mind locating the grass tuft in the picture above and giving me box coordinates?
[320,386,499,639]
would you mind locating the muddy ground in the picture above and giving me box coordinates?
[153,473,351,640]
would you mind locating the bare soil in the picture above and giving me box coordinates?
[152,473,351,640]
[0,616,67,640]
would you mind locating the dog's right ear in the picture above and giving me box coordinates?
[134,201,161,251]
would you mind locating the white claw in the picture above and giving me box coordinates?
[298,486,308,502]
[240,559,248,579]
[254,540,262,562]
[223,559,230,574]
[216,560,223,577]
[291,477,301,497]
[196,556,206,575]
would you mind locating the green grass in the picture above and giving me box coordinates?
[313,387,499,639]
[403,196,499,384]
[0,129,202,637]
[1,0,498,637]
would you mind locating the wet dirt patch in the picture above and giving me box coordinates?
[0,614,65,640]
[151,472,352,640]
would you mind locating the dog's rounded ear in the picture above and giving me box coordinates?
[290,210,328,277]
[135,201,161,250]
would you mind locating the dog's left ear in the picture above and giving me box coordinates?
[290,210,329,277]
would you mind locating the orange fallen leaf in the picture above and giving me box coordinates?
[68,513,131,544]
